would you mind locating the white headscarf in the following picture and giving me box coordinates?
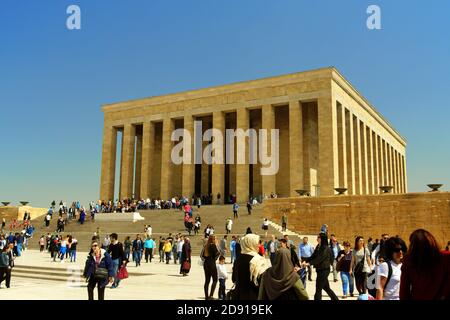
[240,234,269,286]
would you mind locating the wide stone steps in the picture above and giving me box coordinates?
[12,264,154,283]
[19,204,303,255]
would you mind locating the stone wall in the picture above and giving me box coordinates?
[0,206,48,222]
[264,192,450,247]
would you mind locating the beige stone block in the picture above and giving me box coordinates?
[160,118,174,200]
[236,108,249,203]
[100,125,117,201]
[120,124,135,200]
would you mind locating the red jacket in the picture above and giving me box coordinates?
[400,251,450,300]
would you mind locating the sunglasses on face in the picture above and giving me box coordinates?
[393,247,403,253]
[92,244,98,247]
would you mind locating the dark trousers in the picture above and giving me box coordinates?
[314,269,339,301]
[233,211,238,218]
[282,223,286,232]
[203,262,218,299]
[145,249,153,262]
[218,278,226,300]
[165,252,171,264]
[87,277,105,300]
[354,272,367,294]
[0,267,11,288]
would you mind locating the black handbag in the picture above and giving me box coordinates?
[225,284,238,300]
[354,248,366,274]
[94,266,108,280]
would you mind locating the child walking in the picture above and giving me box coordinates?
[216,256,228,300]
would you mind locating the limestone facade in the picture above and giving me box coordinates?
[264,192,450,247]
[100,67,407,203]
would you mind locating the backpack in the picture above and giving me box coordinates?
[383,261,393,290]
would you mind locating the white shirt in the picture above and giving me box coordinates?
[377,261,402,300]
[217,264,228,280]
[270,241,275,253]
[226,220,233,230]
[146,227,152,236]
[177,240,184,252]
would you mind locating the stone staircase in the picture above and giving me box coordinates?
[17,204,302,256]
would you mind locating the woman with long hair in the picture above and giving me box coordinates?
[305,233,339,300]
[400,229,450,300]
[232,233,269,300]
[202,235,219,300]
[336,241,354,298]
[350,236,372,295]
[376,236,407,300]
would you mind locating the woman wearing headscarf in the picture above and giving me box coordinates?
[304,233,339,300]
[232,233,269,300]
[180,237,192,276]
[258,248,309,300]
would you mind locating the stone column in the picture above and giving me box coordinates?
[100,124,117,201]
[212,111,225,203]
[160,117,174,200]
[368,128,374,194]
[381,139,386,186]
[134,131,143,199]
[398,152,404,193]
[120,123,136,200]
[345,109,355,194]
[336,103,347,190]
[317,96,339,196]
[289,100,304,197]
[353,116,362,194]
[402,154,408,193]
[182,115,195,199]
[360,121,368,195]
[373,131,380,194]
[140,121,155,199]
[236,108,249,203]
[379,137,384,187]
[261,104,276,199]
[201,119,210,196]
[387,144,393,188]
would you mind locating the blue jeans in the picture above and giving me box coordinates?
[133,251,142,266]
[340,271,354,296]
[230,250,236,264]
[70,250,77,262]
[17,244,22,256]
[112,258,120,286]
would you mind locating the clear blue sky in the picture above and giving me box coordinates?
[1,0,449,208]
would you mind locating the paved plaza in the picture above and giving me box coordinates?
[0,249,355,300]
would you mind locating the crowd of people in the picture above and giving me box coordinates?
[2,199,450,302]
[200,227,450,301]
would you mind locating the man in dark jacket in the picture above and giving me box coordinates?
[0,243,14,288]
[132,235,144,267]
[108,233,126,289]
[304,233,339,300]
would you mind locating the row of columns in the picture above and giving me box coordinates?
[100,96,406,201]
[335,102,407,195]
[101,100,318,202]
